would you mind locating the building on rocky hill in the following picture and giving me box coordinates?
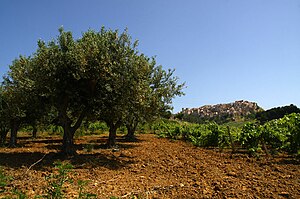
[180,100,263,123]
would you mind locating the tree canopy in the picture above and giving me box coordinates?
[1,27,184,155]
[255,104,300,124]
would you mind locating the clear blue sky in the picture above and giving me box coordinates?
[1,0,299,113]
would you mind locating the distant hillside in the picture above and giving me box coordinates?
[256,104,300,124]
[177,100,263,124]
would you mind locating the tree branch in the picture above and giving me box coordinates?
[71,107,89,134]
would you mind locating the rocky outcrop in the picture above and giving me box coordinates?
[180,100,263,123]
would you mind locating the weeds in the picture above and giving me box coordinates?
[37,161,97,198]
[83,144,94,153]
[77,180,97,199]
[0,167,9,193]
[40,161,73,198]
[0,162,97,198]
[0,168,26,199]
[12,188,27,199]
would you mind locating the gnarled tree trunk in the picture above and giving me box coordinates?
[0,128,9,146]
[32,125,37,139]
[107,120,122,148]
[125,120,139,141]
[107,126,117,148]
[9,119,20,148]
[62,124,76,156]
[60,107,87,156]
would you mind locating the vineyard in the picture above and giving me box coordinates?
[154,113,300,156]
[1,111,300,198]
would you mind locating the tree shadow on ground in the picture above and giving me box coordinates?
[0,135,143,170]
[0,151,136,171]
[1,137,63,148]
[69,153,135,170]
[43,137,140,151]
[86,135,145,144]
[24,138,63,144]
[273,157,300,165]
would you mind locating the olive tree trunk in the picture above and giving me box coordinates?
[125,120,139,141]
[0,128,9,146]
[62,124,76,156]
[59,108,87,156]
[107,120,122,148]
[9,120,20,148]
[32,125,38,139]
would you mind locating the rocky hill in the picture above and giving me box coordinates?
[179,100,263,124]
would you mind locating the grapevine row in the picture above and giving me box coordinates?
[152,113,300,155]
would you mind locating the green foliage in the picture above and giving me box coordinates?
[3,26,184,151]
[0,168,26,199]
[38,161,97,199]
[87,122,108,134]
[11,188,27,199]
[256,104,300,124]
[153,120,234,148]
[118,125,127,134]
[262,119,288,151]
[47,125,64,135]
[41,161,73,199]
[0,168,9,192]
[77,180,97,199]
[285,113,300,153]
[155,113,300,156]
[0,163,97,198]
[83,144,94,153]
[73,121,108,137]
[205,123,223,147]
[223,120,249,128]
[263,113,300,153]
[154,120,181,139]
[240,113,300,155]
[0,88,10,145]
[239,123,262,155]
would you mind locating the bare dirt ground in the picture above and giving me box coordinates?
[0,133,299,198]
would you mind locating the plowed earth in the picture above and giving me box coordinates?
[0,134,299,198]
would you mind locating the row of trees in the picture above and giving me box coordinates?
[0,27,184,155]
[255,104,300,124]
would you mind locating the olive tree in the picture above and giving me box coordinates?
[0,87,10,145]
[28,27,152,153]
[29,28,109,155]
[2,56,32,146]
[5,27,184,154]
[96,51,153,147]
[94,38,185,146]
[1,55,46,147]
[124,59,185,141]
